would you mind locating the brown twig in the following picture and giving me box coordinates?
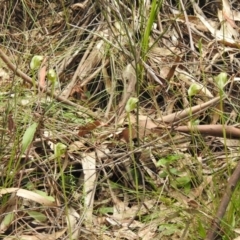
[175,124,240,139]
[156,96,221,124]
[0,48,99,120]
[205,160,240,240]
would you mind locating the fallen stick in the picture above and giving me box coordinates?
[205,160,240,239]
[175,124,240,139]
[156,96,221,124]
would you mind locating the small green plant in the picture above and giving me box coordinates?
[67,165,78,193]
[157,154,191,191]
[125,97,140,198]
[47,68,58,97]
[54,142,68,199]
[214,72,228,93]
[214,72,228,123]
[140,0,163,57]
[30,55,43,71]
[187,83,202,97]
[30,55,43,91]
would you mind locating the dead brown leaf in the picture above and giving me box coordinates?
[78,120,101,136]
[38,65,47,90]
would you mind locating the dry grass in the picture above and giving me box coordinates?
[1,0,240,239]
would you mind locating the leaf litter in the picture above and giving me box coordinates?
[1,0,240,239]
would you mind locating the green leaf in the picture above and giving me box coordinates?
[198,38,203,54]
[28,211,47,223]
[169,168,178,175]
[157,158,168,167]
[30,55,43,70]
[98,207,113,214]
[34,190,55,202]
[156,154,181,167]
[2,212,14,227]
[22,122,38,153]
[125,97,139,113]
[158,224,180,236]
[174,176,191,187]
[159,170,168,178]
[197,219,206,238]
